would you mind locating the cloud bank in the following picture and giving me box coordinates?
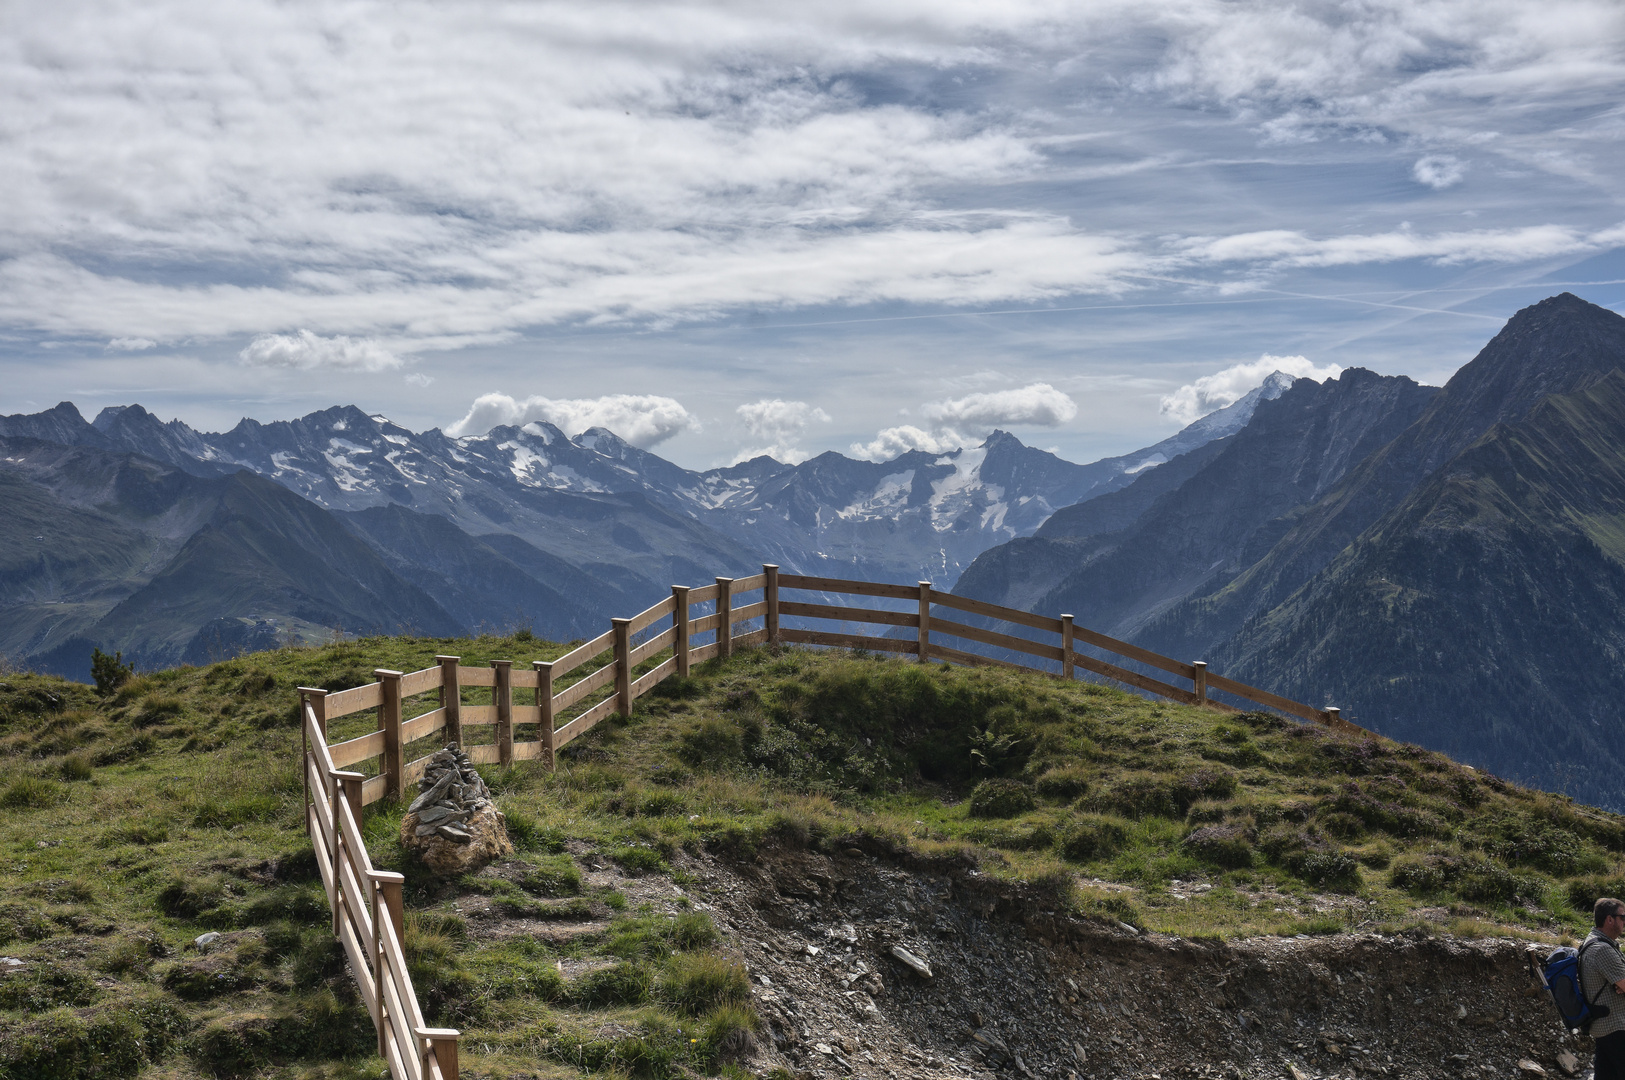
[0,0,1620,353]
[447,392,698,447]
[852,382,1077,460]
[239,330,402,372]
[733,399,832,464]
[1160,355,1344,425]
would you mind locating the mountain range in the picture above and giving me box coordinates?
[956,292,1625,808]
[0,369,1282,676]
[14,292,1619,808]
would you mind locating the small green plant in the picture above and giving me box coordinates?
[1057,815,1130,862]
[1181,824,1255,869]
[1035,765,1090,800]
[57,753,95,781]
[969,725,1028,774]
[659,953,751,1015]
[520,855,583,897]
[91,647,134,696]
[610,845,668,874]
[571,962,651,1007]
[968,778,1036,819]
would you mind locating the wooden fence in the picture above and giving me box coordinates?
[298,563,1356,1079]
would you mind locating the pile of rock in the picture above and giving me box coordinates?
[399,744,512,876]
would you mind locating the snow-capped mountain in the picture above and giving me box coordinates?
[0,380,1278,674]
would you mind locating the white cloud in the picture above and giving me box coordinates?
[1176,224,1595,268]
[732,399,831,464]
[106,337,155,351]
[851,382,1076,460]
[1413,155,1466,189]
[849,424,964,462]
[239,329,402,372]
[447,392,698,447]
[1159,354,1343,425]
[404,373,435,387]
[2,0,1620,355]
[922,382,1077,429]
[4,0,1625,468]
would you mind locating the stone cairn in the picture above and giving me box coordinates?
[399,744,512,876]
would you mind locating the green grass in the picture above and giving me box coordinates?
[2,633,1623,1078]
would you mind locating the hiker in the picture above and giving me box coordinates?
[1585,898,1625,1080]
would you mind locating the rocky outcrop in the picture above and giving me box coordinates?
[400,745,512,877]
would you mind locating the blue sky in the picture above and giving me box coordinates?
[2,1,1623,468]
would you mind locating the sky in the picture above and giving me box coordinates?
[3,0,1624,469]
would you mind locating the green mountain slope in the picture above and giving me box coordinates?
[1139,293,1625,662]
[1,641,1622,1078]
[93,472,461,664]
[0,440,462,677]
[1219,368,1625,806]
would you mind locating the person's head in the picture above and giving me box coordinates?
[1596,897,1625,930]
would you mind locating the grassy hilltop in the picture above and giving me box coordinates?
[2,636,1622,1079]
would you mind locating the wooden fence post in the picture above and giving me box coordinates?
[492,660,513,767]
[298,688,328,809]
[672,586,691,677]
[436,656,461,747]
[1060,615,1075,680]
[534,660,555,771]
[418,1028,460,1080]
[370,870,405,1057]
[764,564,780,646]
[376,670,404,802]
[1324,706,1342,731]
[1193,661,1208,706]
[612,618,633,715]
[715,577,733,659]
[330,770,364,936]
[917,581,932,663]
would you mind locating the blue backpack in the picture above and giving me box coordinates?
[1538,940,1614,1033]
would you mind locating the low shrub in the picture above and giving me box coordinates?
[1389,852,1540,903]
[968,778,1035,819]
[160,955,256,1001]
[698,1003,760,1066]
[1,777,67,810]
[57,754,93,782]
[156,875,235,920]
[1034,766,1090,800]
[678,718,745,767]
[0,964,99,1013]
[609,845,667,875]
[607,911,717,960]
[1056,815,1130,863]
[404,912,475,1024]
[504,809,566,853]
[520,856,583,897]
[1567,875,1625,917]
[1182,824,1255,869]
[188,1014,278,1078]
[965,822,1056,851]
[1173,768,1238,810]
[1094,775,1176,819]
[571,961,651,1007]
[0,1007,146,1080]
[659,953,751,1015]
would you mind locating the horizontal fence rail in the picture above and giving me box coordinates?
[299,564,1358,1079]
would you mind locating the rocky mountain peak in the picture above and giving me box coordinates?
[1411,292,1625,475]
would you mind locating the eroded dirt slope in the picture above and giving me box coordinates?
[689,842,1581,1080]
